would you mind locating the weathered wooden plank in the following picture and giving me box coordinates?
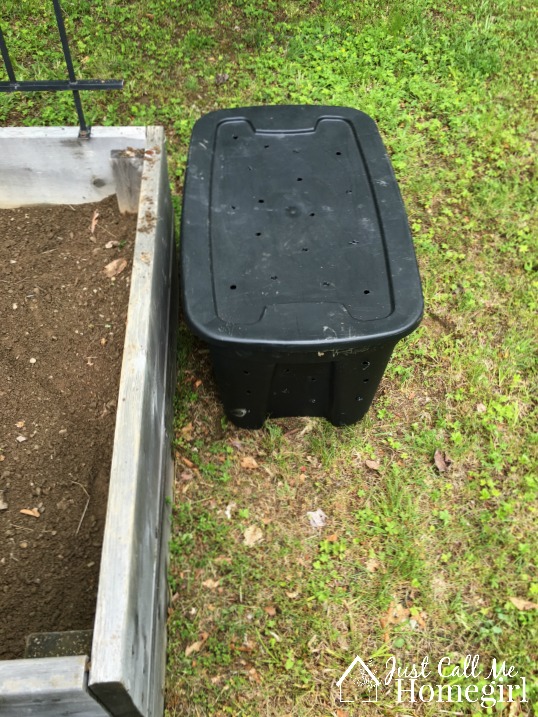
[110,148,144,214]
[0,126,146,208]
[0,656,110,717]
[88,126,177,717]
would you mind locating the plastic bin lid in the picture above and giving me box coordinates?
[181,105,423,351]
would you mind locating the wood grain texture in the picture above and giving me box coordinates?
[0,127,146,208]
[0,656,110,717]
[88,126,177,717]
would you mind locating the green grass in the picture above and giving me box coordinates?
[1,0,537,714]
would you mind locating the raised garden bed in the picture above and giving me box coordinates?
[0,127,177,717]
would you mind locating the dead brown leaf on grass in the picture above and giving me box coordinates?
[243,524,263,546]
[509,597,538,611]
[185,632,209,657]
[365,459,381,471]
[202,578,220,590]
[103,258,127,278]
[365,558,380,573]
[181,422,194,441]
[264,605,277,616]
[380,602,410,630]
[434,448,452,472]
[240,456,258,469]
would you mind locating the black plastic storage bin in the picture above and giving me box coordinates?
[181,106,423,428]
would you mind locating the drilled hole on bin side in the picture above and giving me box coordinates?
[231,205,236,210]
[309,376,317,382]
[284,368,291,373]
[310,398,317,404]
[271,276,278,280]
[310,212,316,217]
[346,189,352,194]
[336,151,342,156]
[258,199,265,203]
[355,395,364,402]
[302,247,309,252]
[230,284,237,290]
[243,370,250,375]
[297,177,303,181]
[349,239,359,245]
[322,281,331,287]
[364,289,370,294]
[362,361,370,369]
[363,378,370,383]
[256,232,262,236]
[264,144,270,149]
[246,390,252,394]
[233,135,238,140]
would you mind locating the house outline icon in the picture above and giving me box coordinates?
[336,656,381,703]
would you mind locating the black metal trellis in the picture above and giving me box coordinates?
[0,0,123,138]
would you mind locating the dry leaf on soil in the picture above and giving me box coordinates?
[105,240,119,249]
[15,435,27,443]
[103,258,127,278]
[240,456,258,469]
[286,590,300,599]
[185,636,208,657]
[20,508,40,518]
[15,420,25,428]
[243,524,263,546]
[264,606,277,616]
[476,402,487,413]
[90,210,99,234]
[509,597,538,611]
[365,459,381,471]
[0,491,8,511]
[434,449,452,472]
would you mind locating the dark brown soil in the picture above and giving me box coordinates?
[0,196,136,659]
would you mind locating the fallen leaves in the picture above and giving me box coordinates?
[185,632,209,657]
[103,258,127,278]
[380,602,410,629]
[263,605,277,616]
[15,435,27,443]
[180,422,194,442]
[365,459,381,471]
[509,597,538,611]
[104,240,119,249]
[243,524,263,547]
[201,578,220,590]
[20,507,40,518]
[307,509,327,529]
[240,456,258,470]
[0,491,7,511]
[90,209,99,235]
[434,449,452,472]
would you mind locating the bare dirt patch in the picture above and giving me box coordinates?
[0,196,136,659]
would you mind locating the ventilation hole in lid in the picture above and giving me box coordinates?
[231,205,236,210]
[310,212,316,216]
[271,275,278,280]
[364,289,370,294]
[230,284,237,290]
[256,232,262,236]
[297,177,303,181]
[322,281,331,287]
[243,370,250,375]
[349,240,359,245]
[355,395,364,402]
[233,135,238,140]
[258,199,265,203]
[362,361,370,368]
[246,389,252,395]
[302,247,309,252]
[363,378,370,383]
[309,376,317,382]
[336,151,342,155]
[346,189,352,194]
[264,144,270,149]
[310,398,317,404]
